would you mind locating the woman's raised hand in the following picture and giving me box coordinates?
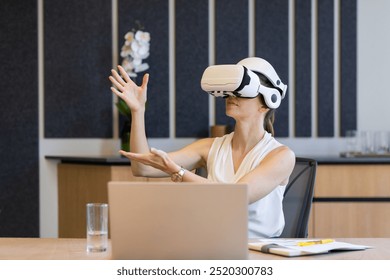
[109,65,149,113]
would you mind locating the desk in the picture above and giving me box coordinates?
[0,238,389,260]
[0,238,110,260]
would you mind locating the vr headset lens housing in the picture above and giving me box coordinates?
[200,65,261,98]
[200,60,287,109]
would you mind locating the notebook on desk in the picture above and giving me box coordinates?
[248,239,371,257]
[108,181,248,260]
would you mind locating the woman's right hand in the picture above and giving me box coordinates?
[109,65,149,113]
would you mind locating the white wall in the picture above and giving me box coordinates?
[39,0,390,237]
[358,0,390,131]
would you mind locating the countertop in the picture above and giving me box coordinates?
[46,154,390,165]
[45,155,130,165]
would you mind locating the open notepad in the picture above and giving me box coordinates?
[248,239,371,257]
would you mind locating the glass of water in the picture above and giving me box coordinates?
[375,131,389,154]
[86,203,108,252]
[345,130,359,156]
[360,130,376,154]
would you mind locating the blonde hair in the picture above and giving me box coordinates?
[256,73,277,136]
[264,109,275,136]
[259,94,275,136]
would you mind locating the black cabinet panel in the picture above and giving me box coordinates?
[294,0,312,137]
[175,0,209,138]
[317,0,334,137]
[0,0,39,237]
[118,0,170,138]
[255,0,290,137]
[340,0,357,136]
[44,0,112,138]
[215,0,249,128]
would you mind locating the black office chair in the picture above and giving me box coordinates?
[279,157,317,238]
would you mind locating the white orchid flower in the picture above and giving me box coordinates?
[138,45,149,57]
[135,30,150,43]
[122,60,137,77]
[135,63,149,73]
[132,57,142,66]
[121,27,151,77]
[131,40,141,52]
[120,45,132,58]
[124,32,134,41]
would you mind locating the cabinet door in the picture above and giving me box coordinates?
[313,202,390,237]
[58,164,169,237]
[58,164,112,238]
[315,165,390,197]
[312,164,390,238]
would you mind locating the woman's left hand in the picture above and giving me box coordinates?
[120,148,180,175]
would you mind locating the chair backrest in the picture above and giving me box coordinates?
[280,157,317,238]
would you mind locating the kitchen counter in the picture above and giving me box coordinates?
[46,154,390,238]
[46,154,390,165]
[46,155,130,165]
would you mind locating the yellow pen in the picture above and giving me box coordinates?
[297,239,335,247]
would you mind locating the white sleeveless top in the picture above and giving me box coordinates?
[207,131,286,238]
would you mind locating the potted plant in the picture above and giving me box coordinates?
[117,22,150,151]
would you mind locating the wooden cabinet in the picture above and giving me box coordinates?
[53,156,390,238]
[57,161,170,238]
[310,163,390,237]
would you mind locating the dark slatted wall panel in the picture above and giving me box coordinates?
[317,0,334,137]
[44,0,112,138]
[118,0,169,137]
[215,0,248,129]
[0,0,39,237]
[255,0,290,137]
[340,0,357,136]
[295,0,312,137]
[175,0,209,137]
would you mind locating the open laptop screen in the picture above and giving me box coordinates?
[108,182,248,260]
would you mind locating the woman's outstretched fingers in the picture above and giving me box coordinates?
[110,69,126,86]
[110,86,122,97]
[109,76,124,91]
[141,73,149,89]
[117,65,133,83]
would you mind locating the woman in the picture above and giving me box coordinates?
[109,57,295,238]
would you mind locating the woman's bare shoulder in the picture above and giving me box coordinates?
[264,145,296,167]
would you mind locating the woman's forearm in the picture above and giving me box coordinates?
[129,110,152,175]
[130,110,148,152]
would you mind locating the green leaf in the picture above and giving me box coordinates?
[115,98,131,120]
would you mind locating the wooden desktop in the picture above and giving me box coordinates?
[0,238,389,260]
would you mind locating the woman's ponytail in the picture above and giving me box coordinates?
[257,73,276,136]
[264,109,275,136]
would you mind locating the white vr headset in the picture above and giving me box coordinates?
[200,57,287,109]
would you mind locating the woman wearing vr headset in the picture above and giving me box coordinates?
[109,57,295,238]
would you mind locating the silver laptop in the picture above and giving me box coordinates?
[108,181,248,260]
